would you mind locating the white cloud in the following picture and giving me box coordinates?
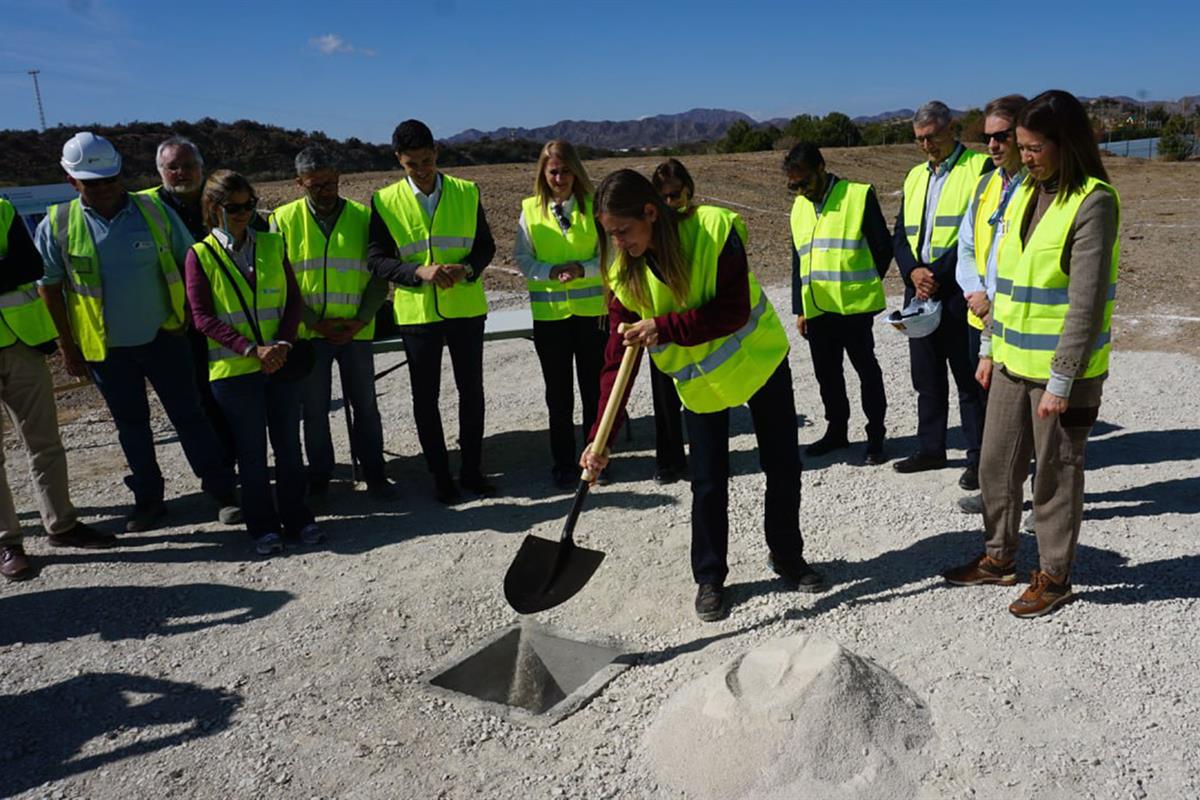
[309,34,375,57]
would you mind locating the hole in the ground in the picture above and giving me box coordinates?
[424,623,629,724]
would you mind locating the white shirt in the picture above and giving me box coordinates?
[407,174,442,220]
[514,195,600,281]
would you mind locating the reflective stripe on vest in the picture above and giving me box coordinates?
[521,194,604,320]
[789,180,885,319]
[372,175,487,324]
[0,201,54,347]
[608,205,789,413]
[47,195,186,362]
[965,171,1003,331]
[902,148,990,261]
[991,177,1120,380]
[269,197,375,340]
[191,232,289,381]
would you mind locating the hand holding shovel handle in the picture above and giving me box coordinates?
[582,335,642,483]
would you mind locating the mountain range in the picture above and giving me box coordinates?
[448,97,1199,150]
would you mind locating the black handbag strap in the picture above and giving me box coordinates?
[200,239,265,347]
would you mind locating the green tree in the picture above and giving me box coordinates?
[1158,115,1196,161]
[817,112,862,147]
[717,120,777,153]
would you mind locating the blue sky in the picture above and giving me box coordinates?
[2,0,1197,143]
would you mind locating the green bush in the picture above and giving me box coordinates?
[1157,116,1196,161]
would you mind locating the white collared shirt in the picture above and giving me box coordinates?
[407,173,443,220]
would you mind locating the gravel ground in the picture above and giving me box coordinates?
[4,147,1199,798]
[2,283,1197,799]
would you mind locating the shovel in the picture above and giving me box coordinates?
[504,340,642,614]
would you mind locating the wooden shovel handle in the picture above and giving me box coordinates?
[582,340,642,482]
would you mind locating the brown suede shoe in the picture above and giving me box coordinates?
[1009,571,1075,618]
[944,553,1018,586]
[48,522,117,549]
[1,545,32,581]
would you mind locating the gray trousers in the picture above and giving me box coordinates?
[980,366,1100,578]
[0,343,76,544]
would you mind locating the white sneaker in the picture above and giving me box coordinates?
[298,523,325,545]
[254,531,284,556]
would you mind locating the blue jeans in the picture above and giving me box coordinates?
[210,371,313,537]
[300,339,386,481]
[88,330,236,506]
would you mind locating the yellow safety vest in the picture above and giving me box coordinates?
[269,198,374,340]
[790,179,885,319]
[191,232,289,381]
[47,195,187,362]
[0,199,58,348]
[372,174,487,324]
[992,177,1120,381]
[608,205,789,414]
[902,147,990,262]
[521,194,604,320]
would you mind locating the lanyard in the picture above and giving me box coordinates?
[988,171,1026,227]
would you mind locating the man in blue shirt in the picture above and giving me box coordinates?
[35,132,239,533]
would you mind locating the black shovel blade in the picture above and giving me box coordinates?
[504,535,606,614]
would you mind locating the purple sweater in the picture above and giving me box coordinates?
[183,247,303,357]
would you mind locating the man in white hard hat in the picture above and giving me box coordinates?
[0,196,113,581]
[34,132,241,533]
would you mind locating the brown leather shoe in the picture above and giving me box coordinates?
[48,522,117,549]
[944,553,1018,586]
[1,545,32,581]
[1009,570,1074,618]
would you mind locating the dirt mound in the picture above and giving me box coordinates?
[644,633,935,800]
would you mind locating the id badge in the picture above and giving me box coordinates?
[68,254,96,274]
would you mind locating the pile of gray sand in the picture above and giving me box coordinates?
[643,633,935,800]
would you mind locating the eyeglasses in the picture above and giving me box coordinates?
[222,199,258,214]
[914,133,947,144]
[303,180,338,193]
[980,129,1014,144]
[661,191,684,201]
[80,175,119,187]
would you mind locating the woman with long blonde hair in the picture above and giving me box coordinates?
[515,140,607,488]
[581,169,825,622]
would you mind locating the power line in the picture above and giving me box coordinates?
[28,69,46,131]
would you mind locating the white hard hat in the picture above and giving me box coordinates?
[882,297,942,338]
[61,132,122,180]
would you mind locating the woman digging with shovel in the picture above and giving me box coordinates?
[579,169,826,622]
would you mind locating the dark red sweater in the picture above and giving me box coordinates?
[588,231,750,443]
[184,246,303,356]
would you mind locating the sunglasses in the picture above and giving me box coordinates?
[980,129,1014,144]
[222,199,258,214]
[80,175,119,187]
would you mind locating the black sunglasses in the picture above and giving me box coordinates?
[222,199,258,214]
[980,129,1014,144]
[80,175,119,187]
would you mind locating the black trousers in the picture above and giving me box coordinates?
[683,360,804,586]
[805,312,887,441]
[532,315,607,471]
[650,359,687,469]
[399,316,486,480]
[908,308,984,466]
[967,323,988,408]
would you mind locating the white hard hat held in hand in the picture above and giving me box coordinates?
[61,131,122,180]
[882,297,942,338]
